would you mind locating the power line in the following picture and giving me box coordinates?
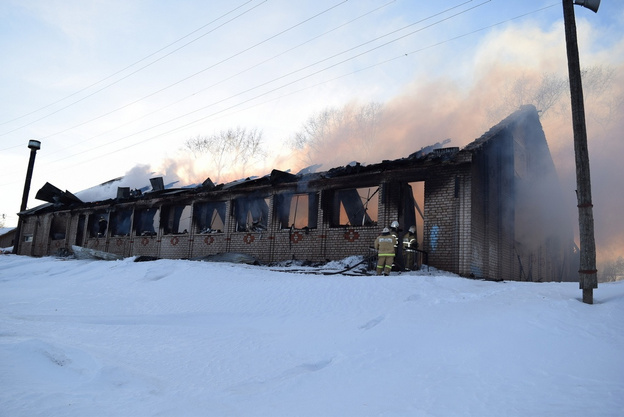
[32,0,394,159]
[0,0,267,138]
[37,0,471,155]
[0,0,256,128]
[223,3,562,120]
[35,0,350,145]
[37,1,494,169]
[0,2,560,188]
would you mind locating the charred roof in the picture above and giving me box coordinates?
[21,105,541,217]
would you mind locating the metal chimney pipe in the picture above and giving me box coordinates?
[13,140,41,254]
[20,140,41,212]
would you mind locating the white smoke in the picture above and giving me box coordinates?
[74,164,175,202]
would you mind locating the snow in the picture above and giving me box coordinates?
[1,254,623,417]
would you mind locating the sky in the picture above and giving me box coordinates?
[1,253,623,416]
[1,1,623,262]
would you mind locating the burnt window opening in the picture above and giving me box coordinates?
[233,195,270,232]
[275,192,318,230]
[194,201,226,234]
[133,207,159,236]
[88,211,109,238]
[49,214,67,240]
[75,215,85,246]
[109,209,132,237]
[406,181,425,249]
[161,204,192,235]
[331,186,379,227]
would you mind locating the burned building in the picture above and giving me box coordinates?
[14,105,577,281]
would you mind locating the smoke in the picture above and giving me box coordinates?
[75,163,182,202]
[278,21,624,268]
[74,149,265,204]
[156,155,206,186]
[96,19,623,268]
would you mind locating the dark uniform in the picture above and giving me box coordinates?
[390,221,400,270]
[403,226,418,270]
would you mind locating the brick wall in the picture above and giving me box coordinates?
[107,236,132,257]
[0,229,15,248]
[227,231,272,262]
[17,216,36,256]
[268,229,325,263]
[423,163,472,275]
[159,235,191,259]
[130,235,160,257]
[468,132,517,280]
[456,173,472,275]
[15,172,441,266]
[190,233,229,259]
[33,214,51,257]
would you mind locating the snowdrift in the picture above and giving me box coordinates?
[1,254,623,416]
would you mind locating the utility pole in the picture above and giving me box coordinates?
[562,0,599,304]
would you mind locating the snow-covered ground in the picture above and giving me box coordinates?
[1,253,623,417]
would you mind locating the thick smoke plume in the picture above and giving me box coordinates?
[278,22,624,269]
[111,21,623,269]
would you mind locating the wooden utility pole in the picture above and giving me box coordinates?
[562,0,598,304]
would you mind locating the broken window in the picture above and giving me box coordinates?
[330,186,378,227]
[109,209,132,237]
[194,201,226,233]
[161,204,192,235]
[233,194,270,232]
[88,211,109,238]
[275,192,318,229]
[406,181,425,249]
[49,214,67,240]
[133,207,159,236]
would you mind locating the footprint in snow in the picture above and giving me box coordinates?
[145,263,175,281]
[228,358,333,395]
[359,315,385,330]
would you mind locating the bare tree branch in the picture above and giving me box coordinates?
[290,102,383,165]
[184,127,265,183]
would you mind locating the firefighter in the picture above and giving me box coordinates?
[98,217,108,237]
[390,220,400,242]
[390,220,401,270]
[374,227,397,276]
[403,225,418,271]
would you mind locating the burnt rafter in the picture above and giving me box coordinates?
[34,182,83,207]
[269,169,298,184]
[29,139,462,215]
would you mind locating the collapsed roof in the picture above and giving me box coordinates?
[22,104,541,217]
[24,139,461,216]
